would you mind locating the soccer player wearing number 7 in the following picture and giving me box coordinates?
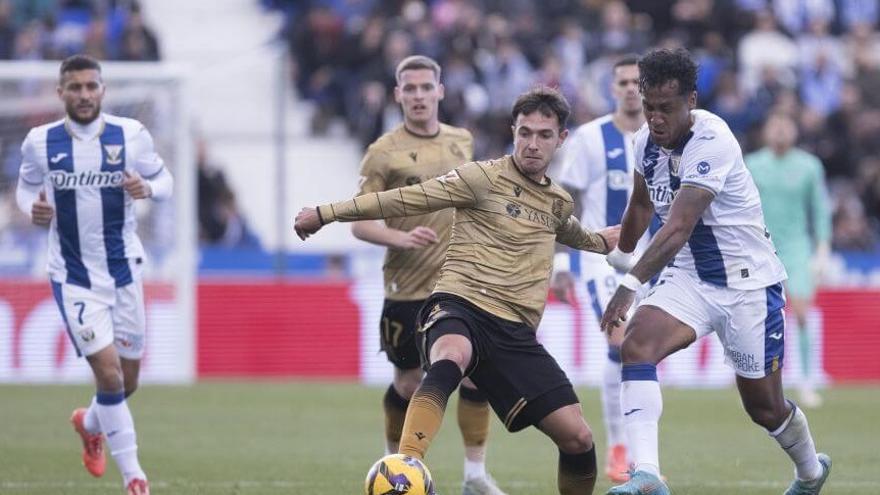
[296,86,619,494]
[600,49,830,495]
[15,55,173,495]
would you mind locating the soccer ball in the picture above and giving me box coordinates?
[364,454,435,495]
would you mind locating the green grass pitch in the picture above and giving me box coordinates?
[1,383,877,494]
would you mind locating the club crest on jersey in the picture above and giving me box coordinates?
[506,202,521,218]
[104,145,123,165]
[552,199,564,219]
[669,154,682,177]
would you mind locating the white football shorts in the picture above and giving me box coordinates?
[50,259,146,359]
[638,266,786,379]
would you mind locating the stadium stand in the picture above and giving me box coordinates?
[272,0,880,264]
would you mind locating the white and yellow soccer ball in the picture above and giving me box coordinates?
[364,454,435,495]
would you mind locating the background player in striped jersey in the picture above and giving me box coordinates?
[350,55,506,495]
[600,49,830,495]
[746,113,832,409]
[551,54,653,483]
[16,54,173,495]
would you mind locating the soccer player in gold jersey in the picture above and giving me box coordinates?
[350,55,505,495]
[296,86,619,495]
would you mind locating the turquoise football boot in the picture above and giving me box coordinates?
[783,453,831,495]
[606,470,670,495]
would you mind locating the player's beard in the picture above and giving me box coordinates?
[67,101,101,125]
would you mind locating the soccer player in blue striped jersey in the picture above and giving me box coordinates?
[15,54,173,495]
[600,49,830,495]
[551,55,656,484]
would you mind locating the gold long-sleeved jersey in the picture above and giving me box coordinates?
[320,155,607,329]
[357,124,473,301]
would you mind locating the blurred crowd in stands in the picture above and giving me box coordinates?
[0,0,160,62]
[270,0,880,252]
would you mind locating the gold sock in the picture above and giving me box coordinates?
[457,387,490,448]
[398,360,462,459]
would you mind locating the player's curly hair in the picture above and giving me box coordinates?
[638,48,698,95]
[511,85,571,130]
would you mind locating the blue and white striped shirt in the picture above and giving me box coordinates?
[633,109,786,289]
[17,114,172,292]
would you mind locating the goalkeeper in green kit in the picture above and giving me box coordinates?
[746,113,832,408]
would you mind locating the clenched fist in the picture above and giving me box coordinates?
[123,170,152,199]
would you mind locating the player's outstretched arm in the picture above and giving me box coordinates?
[352,221,438,250]
[556,215,619,255]
[316,163,491,223]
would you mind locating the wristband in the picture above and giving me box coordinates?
[316,206,325,226]
[606,246,635,272]
[619,273,642,292]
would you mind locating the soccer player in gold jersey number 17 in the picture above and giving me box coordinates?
[296,85,620,495]
[350,55,506,495]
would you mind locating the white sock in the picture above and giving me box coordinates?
[621,364,662,477]
[769,402,822,481]
[84,396,101,433]
[601,356,624,447]
[95,392,145,483]
[463,458,487,481]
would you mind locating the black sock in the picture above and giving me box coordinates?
[558,446,597,495]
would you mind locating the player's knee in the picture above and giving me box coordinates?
[556,424,594,454]
[429,342,470,371]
